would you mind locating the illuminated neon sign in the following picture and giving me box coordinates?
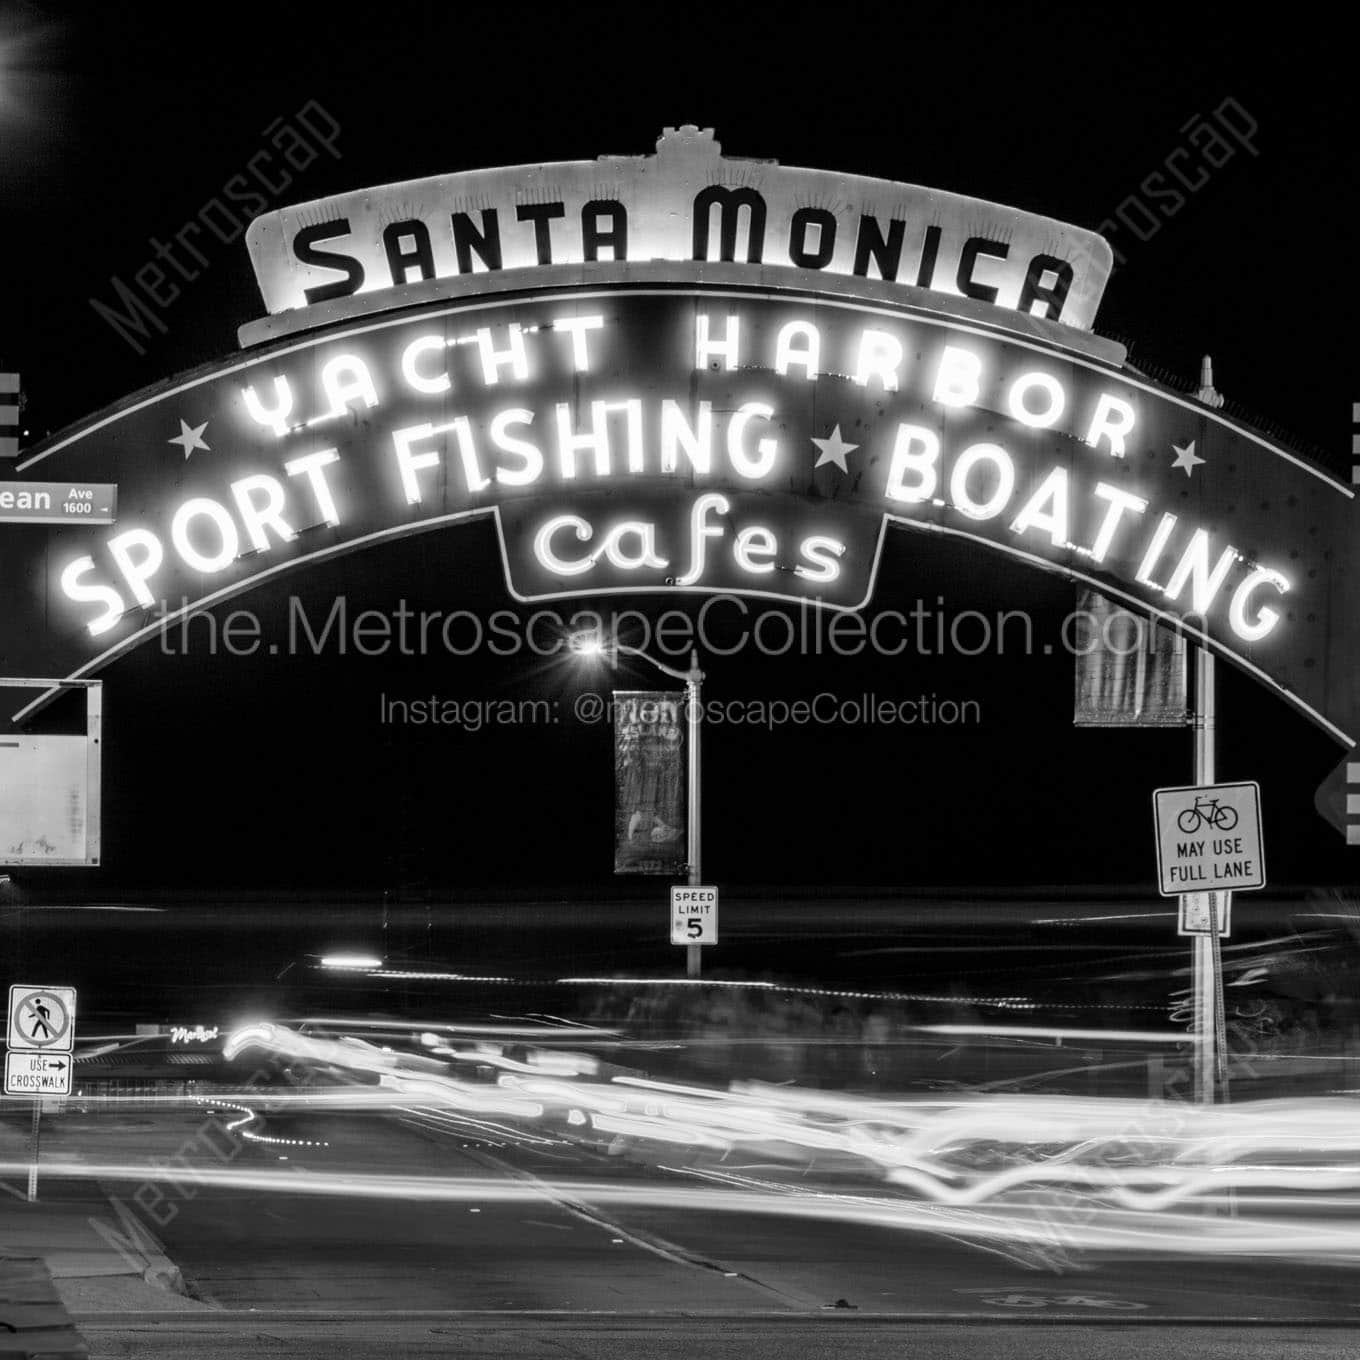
[9,289,1354,757]
[244,127,1113,330]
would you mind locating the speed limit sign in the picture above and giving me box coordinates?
[670,886,718,945]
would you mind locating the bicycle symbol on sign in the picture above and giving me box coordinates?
[1176,796,1238,835]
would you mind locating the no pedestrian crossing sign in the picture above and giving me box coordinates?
[7,985,77,1052]
[5,984,78,1097]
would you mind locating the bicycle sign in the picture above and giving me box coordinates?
[1153,782,1265,896]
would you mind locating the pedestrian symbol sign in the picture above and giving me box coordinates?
[7,986,76,1053]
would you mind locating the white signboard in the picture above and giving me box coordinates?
[6,985,77,1053]
[4,1050,72,1096]
[671,885,718,945]
[0,481,117,525]
[0,734,100,866]
[246,127,1112,329]
[1153,782,1265,897]
[1178,891,1232,938]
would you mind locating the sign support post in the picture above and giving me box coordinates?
[5,982,78,1200]
[1192,646,1224,1104]
[685,650,704,980]
[27,1099,40,1202]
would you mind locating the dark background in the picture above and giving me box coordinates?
[0,3,1353,894]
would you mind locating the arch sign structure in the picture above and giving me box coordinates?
[2,128,1356,836]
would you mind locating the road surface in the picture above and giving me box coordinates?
[71,1315,1360,1360]
[9,1104,1358,1322]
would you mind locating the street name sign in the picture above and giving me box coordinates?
[1153,782,1265,896]
[0,481,117,525]
[671,885,718,945]
[4,1051,72,1097]
[6,985,77,1053]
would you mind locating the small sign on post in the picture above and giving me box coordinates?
[4,1051,72,1096]
[1178,890,1232,938]
[5,984,77,1203]
[670,885,718,945]
[6,986,77,1056]
[1153,782,1265,896]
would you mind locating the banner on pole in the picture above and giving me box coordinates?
[613,691,686,875]
[1073,588,1187,726]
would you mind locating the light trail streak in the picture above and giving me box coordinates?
[7,1159,1360,1259]
[207,1099,330,1149]
[916,1024,1188,1043]
[216,1022,1360,1260]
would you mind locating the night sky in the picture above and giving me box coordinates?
[0,5,1353,895]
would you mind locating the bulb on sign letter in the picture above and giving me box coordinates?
[400,335,452,395]
[107,528,165,608]
[1009,466,1070,547]
[1162,528,1237,614]
[1006,372,1066,428]
[950,444,1015,521]
[932,346,982,408]
[853,329,903,391]
[1088,483,1148,562]
[602,522,668,571]
[489,409,544,487]
[677,493,731,586]
[885,425,939,504]
[171,497,240,573]
[242,377,294,437]
[533,514,596,577]
[733,525,778,575]
[795,535,845,583]
[476,324,530,385]
[392,424,443,504]
[61,556,125,636]
[774,321,820,380]
[320,355,379,417]
[1229,567,1290,642]
[231,474,296,553]
[726,403,778,480]
[551,315,604,372]
[695,314,739,371]
[1084,393,1137,458]
[660,400,713,476]
[284,449,343,526]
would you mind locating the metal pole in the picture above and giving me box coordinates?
[1193,645,1222,1104]
[27,1099,40,1202]
[686,649,702,980]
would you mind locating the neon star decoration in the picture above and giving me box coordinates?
[1171,440,1205,478]
[811,425,858,473]
[169,419,210,459]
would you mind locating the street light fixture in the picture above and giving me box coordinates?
[570,630,706,979]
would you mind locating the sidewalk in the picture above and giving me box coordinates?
[0,1133,212,1314]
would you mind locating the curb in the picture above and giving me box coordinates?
[0,1256,89,1358]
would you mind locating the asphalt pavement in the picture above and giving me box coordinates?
[7,1103,1358,1325]
[71,1315,1360,1360]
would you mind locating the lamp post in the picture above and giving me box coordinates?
[571,634,706,978]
